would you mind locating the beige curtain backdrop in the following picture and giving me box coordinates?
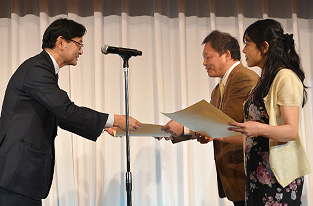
[0,0,312,205]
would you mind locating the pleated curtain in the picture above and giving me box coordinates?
[0,0,312,205]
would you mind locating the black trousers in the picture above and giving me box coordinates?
[234,200,245,206]
[0,186,42,206]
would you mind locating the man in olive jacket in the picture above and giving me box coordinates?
[161,31,259,205]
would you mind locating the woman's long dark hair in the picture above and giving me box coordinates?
[243,19,307,107]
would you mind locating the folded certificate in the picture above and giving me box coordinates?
[162,99,240,138]
[115,123,171,137]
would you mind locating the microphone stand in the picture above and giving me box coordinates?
[121,55,132,206]
[105,46,141,206]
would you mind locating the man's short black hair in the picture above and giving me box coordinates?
[202,30,241,61]
[42,18,86,49]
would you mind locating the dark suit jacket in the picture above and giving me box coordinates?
[172,63,259,202]
[0,51,108,200]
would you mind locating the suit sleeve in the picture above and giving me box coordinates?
[23,60,108,141]
[171,134,195,144]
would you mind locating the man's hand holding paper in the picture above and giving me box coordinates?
[112,99,240,141]
[161,99,240,139]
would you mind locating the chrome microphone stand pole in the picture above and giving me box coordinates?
[121,55,132,206]
[103,44,141,206]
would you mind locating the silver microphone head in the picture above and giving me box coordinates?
[101,44,110,54]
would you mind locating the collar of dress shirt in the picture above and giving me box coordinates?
[221,61,240,86]
[45,50,60,74]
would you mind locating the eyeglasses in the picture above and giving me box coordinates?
[70,39,84,49]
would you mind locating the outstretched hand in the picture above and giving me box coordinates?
[114,115,142,131]
[160,120,184,137]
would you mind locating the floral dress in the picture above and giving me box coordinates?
[244,94,304,206]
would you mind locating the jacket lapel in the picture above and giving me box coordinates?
[219,63,243,109]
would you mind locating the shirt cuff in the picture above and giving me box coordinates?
[183,126,192,135]
[104,114,114,128]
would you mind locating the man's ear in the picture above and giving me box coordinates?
[55,36,66,50]
[224,50,232,61]
[261,41,269,55]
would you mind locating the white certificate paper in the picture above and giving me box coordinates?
[162,99,240,138]
[115,123,171,137]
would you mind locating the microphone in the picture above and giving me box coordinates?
[101,44,142,57]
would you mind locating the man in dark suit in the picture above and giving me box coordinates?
[160,31,259,205]
[0,18,141,206]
